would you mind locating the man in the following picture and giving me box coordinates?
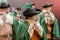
[10,7,22,23]
[0,0,19,40]
[18,8,48,40]
[10,7,21,17]
[9,7,20,40]
[24,3,41,12]
[38,2,59,40]
[0,0,13,40]
[31,3,41,12]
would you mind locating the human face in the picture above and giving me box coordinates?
[0,8,9,13]
[0,8,8,16]
[31,14,39,21]
[15,10,21,17]
[32,5,35,8]
[46,7,52,11]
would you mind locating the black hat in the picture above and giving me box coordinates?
[23,8,39,18]
[0,2,10,8]
[16,7,21,11]
[31,3,35,6]
[43,2,53,8]
[35,9,41,12]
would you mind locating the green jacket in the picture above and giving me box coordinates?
[17,21,48,40]
[38,12,59,38]
[9,12,19,40]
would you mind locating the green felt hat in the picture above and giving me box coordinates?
[24,3,32,9]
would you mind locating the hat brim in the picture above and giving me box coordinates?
[29,12,39,15]
[23,8,39,18]
[0,4,10,8]
[31,4,35,5]
[43,4,53,8]
[24,12,39,17]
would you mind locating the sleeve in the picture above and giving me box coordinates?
[38,12,44,24]
[36,22,43,37]
[6,15,13,25]
[17,22,30,40]
[28,24,34,38]
[53,18,59,38]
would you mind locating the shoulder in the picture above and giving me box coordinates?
[50,12,56,18]
[19,21,26,25]
[39,12,44,16]
[40,11,44,14]
[18,21,28,30]
[19,20,28,27]
[39,12,44,18]
[6,14,13,24]
[7,14,13,20]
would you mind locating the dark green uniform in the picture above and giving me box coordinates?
[10,12,19,40]
[17,21,48,40]
[38,12,59,39]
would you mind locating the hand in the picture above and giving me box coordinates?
[33,24,39,30]
[28,24,34,38]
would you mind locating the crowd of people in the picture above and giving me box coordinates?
[0,0,60,40]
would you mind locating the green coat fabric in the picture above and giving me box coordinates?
[17,21,30,40]
[17,21,48,40]
[9,12,19,40]
[10,12,17,17]
[38,12,59,38]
